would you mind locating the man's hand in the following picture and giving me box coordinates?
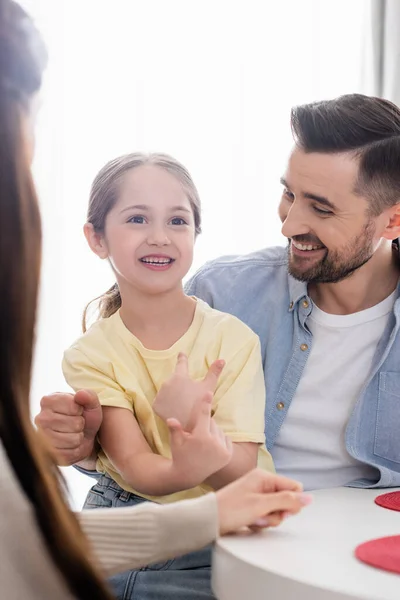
[35,390,102,466]
[153,353,225,430]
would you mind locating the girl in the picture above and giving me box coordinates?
[63,153,274,598]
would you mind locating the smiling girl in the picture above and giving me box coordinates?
[63,153,273,501]
[62,152,274,597]
[62,154,274,594]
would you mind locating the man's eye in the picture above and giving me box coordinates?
[283,188,294,201]
[313,206,333,216]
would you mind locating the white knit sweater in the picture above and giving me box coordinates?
[0,442,218,599]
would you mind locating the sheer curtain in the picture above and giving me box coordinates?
[24,0,368,507]
[362,0,400,104]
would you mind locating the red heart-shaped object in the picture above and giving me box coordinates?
[375,491,400,512]
[355,535,400,574]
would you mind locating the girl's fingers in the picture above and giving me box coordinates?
[210,418,223,441]
[202,359,225,391]
[225,435,233,452]
[174,353,189,377]
[192,392,213,435]
[166,417,186,446]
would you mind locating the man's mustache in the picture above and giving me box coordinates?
[290,235,325,248]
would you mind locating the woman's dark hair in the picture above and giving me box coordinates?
[291,94,400,215]
[0,1,113,598]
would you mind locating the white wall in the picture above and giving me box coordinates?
[24,0,367,508]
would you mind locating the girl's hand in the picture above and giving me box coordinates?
[215,469,312,535]
[153,353,225,430]
[166,391,232,488]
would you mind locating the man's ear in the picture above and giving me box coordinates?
[382,204,400,241]
[83,222,109,259]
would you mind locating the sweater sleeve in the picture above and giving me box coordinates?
[79,493,219,575]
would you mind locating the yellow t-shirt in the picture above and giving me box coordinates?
[63,298,274,504]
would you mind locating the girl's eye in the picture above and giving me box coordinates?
[170,217,187,226]
[127,215,146,224]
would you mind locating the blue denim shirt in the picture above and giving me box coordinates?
[185,245,400,489]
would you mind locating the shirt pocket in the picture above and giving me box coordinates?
[374,371,400,464]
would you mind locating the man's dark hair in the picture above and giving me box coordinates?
[291,94,400,215]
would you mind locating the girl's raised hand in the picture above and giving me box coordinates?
[166,391,232,489]
[153,353,225,430]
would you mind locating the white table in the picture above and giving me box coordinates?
[212,487,400,600]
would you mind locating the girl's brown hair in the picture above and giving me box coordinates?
[0,2,113,598]
[83,152,202,331]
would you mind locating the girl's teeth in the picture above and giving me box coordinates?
[141,258,171,264]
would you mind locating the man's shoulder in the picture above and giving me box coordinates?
[191,246,288,280]
[185,246,290,315]
[197,299,260,344]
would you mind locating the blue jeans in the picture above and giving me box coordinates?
[84,474,215,600]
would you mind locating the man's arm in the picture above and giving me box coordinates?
[35,390,102,468]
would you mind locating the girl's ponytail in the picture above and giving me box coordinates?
[82,283,121,332]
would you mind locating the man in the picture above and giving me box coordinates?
[36,93,400,596]
[185,93,400,490]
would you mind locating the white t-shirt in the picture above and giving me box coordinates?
[272,290,397,491]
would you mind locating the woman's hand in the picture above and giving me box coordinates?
[153,353,225,430]
[167,391,233,488]
[215,469,312,535]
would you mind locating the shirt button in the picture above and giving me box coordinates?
[300,343,308,351]
[276,402,285,410]
[289,301,294,309]
[302,299,309,309]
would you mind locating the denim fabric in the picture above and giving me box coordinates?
[84,474,214,600]
[185,243,400,488]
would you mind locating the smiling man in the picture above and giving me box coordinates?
[187,94,400,491]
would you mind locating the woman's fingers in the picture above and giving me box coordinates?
[261,472,304,493]
[256,490,312,518]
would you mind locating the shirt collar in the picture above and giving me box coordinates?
[288,276,307,311]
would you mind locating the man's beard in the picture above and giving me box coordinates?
[287,219,376,284]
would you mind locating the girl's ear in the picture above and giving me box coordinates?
[83,223,109,259]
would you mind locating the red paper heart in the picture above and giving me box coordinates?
[355,535,400,574]
[375,491,400,512]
